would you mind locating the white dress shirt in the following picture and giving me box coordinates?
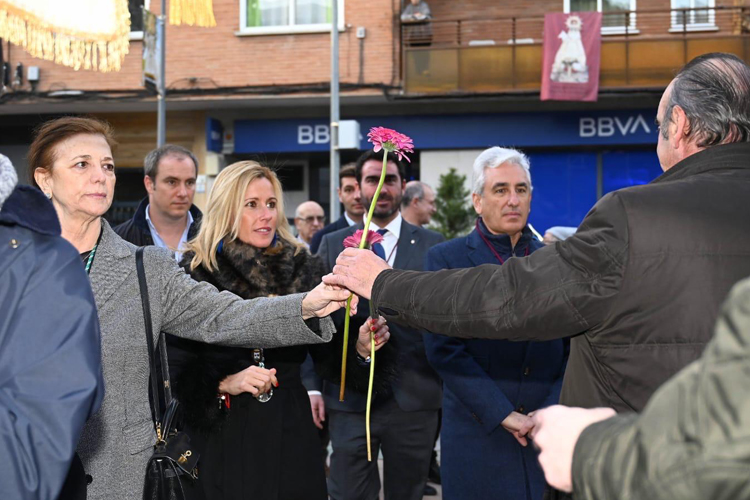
[371,213,402,266]
[145,204,194,262]
[344,212,358,226]
[297,235,311,249]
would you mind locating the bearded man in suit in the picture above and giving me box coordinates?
[314,150,444,500]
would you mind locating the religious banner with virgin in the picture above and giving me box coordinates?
[541,12,603,102]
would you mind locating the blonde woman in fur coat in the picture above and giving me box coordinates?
[170,161,392,500]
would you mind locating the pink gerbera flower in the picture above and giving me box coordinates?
[367,127,415,163]
[343,229,384,250]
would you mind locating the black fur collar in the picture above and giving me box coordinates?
[181,238,324,299]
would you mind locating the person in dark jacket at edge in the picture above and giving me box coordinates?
[525,54,750,500]
[0,153,104,500]
[323,52,750,499]
[424,146,567,500]
[114,144,202,260]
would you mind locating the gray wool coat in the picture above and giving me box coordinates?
[77,221,334,499]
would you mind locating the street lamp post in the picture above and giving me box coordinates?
[157,0,167,147]
[329,0,340,222]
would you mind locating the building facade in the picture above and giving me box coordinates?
[1,0,748,230]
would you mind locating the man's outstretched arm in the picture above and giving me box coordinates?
[330,192,629,342]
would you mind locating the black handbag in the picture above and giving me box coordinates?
[136,247,200,500]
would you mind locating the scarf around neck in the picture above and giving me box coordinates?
[182,237,324,300]
[476,217,532,260]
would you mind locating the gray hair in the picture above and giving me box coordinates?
[661,53,750,146]
[472,147,532,195]
[401,181,431,208]
[144,144,199,179]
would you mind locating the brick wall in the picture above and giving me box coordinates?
[4,0,745,95]
[4,0,401,93]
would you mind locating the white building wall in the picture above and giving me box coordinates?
[419,149,483,199]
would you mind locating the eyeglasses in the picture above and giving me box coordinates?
[298,215,326,224]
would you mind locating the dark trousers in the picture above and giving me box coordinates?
[327,398,438,500]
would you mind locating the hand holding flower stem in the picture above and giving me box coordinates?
[339,127,414,461]
[339,228,386,402]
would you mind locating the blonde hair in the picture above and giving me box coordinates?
[186,161,303,272]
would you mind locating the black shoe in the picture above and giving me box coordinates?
[428,455,441,485]
[423,484,438,496]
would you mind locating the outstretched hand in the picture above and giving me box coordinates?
[529,405,617,493]
[302,279,359,319]
[323,248,392,300]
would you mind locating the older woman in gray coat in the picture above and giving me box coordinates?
[29,117,352,499]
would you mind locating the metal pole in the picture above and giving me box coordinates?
[157,0,167,147]
[329,0,341,221]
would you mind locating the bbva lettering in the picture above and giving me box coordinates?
[579,115,652,138]
[298,125,331,144]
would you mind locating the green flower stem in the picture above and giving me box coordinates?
[366,329,376,462]
[339,152,389,402]
[339,298,353,401]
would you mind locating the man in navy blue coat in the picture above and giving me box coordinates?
[424,147,568,500]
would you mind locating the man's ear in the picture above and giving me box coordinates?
[471,192,482,216]
[671,105,690,150]
[144,175,154,194]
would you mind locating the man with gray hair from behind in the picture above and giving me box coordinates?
[326,52,750,500]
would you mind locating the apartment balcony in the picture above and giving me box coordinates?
[401,6,750,95]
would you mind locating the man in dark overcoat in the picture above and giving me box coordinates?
[326,52,750,499]
[424,146,567,500]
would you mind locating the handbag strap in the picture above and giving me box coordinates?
[135,247,168,429]
[158,328,173,404]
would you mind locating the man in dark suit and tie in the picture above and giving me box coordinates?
[310,163,364,254]
[314,150,444,500]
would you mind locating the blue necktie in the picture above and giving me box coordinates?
[372,229,388,260]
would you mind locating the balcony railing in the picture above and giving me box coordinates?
[401,6,750,94]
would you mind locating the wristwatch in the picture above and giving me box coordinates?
[356,351,372,363]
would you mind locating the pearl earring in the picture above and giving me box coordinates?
[45,192,52,199]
